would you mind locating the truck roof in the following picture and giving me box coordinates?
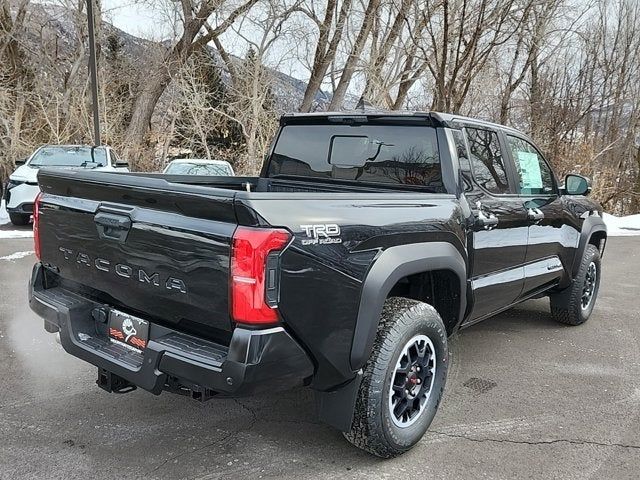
[280,110,524,136]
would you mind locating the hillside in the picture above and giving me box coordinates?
[13,1,330,111]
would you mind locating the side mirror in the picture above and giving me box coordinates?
[115,160,129,168]
[564,174,591,196]
[14,158,26,166]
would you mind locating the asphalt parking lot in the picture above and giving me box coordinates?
[1,231,639,479]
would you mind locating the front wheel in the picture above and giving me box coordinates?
[9,212,30,226]
[344,297,448,458]
[550,244,601,325]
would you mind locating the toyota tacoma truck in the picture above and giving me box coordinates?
[29,111,606,457]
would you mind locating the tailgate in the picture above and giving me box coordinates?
[37,169,238,338]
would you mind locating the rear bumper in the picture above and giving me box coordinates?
[29,263,314,396]
[6,202,34,215]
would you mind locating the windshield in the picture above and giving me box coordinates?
[268,124,444,191]
[165,162,233,176]
[29,146,107,167]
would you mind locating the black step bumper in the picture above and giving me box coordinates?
[29,263,314,396]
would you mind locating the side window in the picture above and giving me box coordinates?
[451,130,470,171]
[465,127,511,194]
[451,129,473,191]
[506,136,555,195]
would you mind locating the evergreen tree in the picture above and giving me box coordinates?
[173,46,243,159]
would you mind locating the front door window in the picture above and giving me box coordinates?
[506,136,555,195]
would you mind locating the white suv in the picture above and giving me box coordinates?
[3,145,129,225]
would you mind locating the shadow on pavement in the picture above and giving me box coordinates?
[0,222,32,232]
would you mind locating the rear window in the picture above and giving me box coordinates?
[165,162,233,176]
[268,125,443,191]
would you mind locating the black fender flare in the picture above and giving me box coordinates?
[349,242,467,372]
[572,215,607,278]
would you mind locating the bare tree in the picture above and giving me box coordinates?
[123,0,259,162]
[495,0,564,124]
[358,0,413,105]
[413,0,524,112]
[167,0,301,173]
[298,0,353,112]
[0,0,31,174]
[1,0,639,212]
[327,0,380,110]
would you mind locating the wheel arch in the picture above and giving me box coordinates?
[573,215,607,278]
[349,242,467,372]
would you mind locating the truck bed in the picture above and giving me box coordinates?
[36,167,463,388]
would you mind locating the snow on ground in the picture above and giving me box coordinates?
[0,199,34,238]
[0,199,8,225]
[0,229,34,239]
[0,251,34,261]
[603,213,640,237]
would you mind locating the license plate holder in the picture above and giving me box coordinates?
[108,310,149,351]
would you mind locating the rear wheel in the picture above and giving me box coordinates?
[9,212,30,226]
[550,244,601,325]
[344,297,448,458]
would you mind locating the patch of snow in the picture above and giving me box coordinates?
[0,199,8,225]
[603,213,640,236]
[0,199,33,238]
[0,251,34,261]
[0,229,33,239]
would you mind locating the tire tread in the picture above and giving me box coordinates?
[9,212,30,226]
[550,244,600,326]
[344,297,447,458]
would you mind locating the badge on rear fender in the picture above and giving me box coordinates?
[299,224,342,245]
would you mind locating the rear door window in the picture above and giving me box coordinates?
[268,124,443,191]
[464,127,511,194]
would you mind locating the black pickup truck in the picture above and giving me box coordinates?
[29,111,606,457]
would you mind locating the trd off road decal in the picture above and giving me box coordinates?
[299,224,343,246]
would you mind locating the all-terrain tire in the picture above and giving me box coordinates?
[9,212,30,226]
[343,297,448,458]
[550,244,601,325]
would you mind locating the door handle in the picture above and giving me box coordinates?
[94,212,132,242]
[477,211,499,229]
[475,201,499,230]
[527,208,544,222]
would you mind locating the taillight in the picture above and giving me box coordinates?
[231,226,291,325]
[33,192,43,260]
